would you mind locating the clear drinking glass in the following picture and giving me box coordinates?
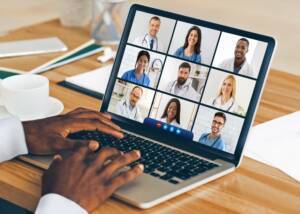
[91,0,129,44]
[59,0,92,27]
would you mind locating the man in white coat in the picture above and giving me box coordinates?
[165,62,200,101]
[133,16,164,52]
[0,107,143,213]
[219,38,255,78]
[116,86,143,122]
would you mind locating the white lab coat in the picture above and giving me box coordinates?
[165,78,200,102]
[219,58,255,78]
[0,117,87,214]
[115,98,143,122]
[210,96,245,116]
[133,34,164,52]
[158,117,181,128]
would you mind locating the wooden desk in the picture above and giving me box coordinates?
[0,20,299,213]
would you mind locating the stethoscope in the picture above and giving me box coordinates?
[212,97,234,111]
[142,34,158,50]
[202,133,221,148]
[122,99,138,118]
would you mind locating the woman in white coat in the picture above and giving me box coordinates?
[159,98,181,127]
[210,74,245,116]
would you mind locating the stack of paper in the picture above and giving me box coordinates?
[65,64,112,95]
[245,111,300,182]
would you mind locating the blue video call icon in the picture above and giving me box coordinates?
[143,118,194,140]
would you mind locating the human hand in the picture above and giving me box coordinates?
[23,107,123,155]
[42,146,143,212]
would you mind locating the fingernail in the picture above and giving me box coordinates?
[89,140,100,151]
[53,154,62,161]
[137,164,144,171]
[134,150,141,157]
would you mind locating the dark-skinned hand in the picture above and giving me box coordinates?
[42,145,143,212]
[22,107,123,155]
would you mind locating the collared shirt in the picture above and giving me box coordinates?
[210,96,245,116]
[159,117,181,128]
[115,98,143,122]
[0,117,87,214]
[198,133,225,151]
[121,69,150,87]
[219,57,255,78]
[165,78,200,101]
[133,34,164,52]
[174,47,201,63]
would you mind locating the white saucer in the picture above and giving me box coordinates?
[0,97,64,121]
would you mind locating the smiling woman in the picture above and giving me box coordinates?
[173,25,202,63]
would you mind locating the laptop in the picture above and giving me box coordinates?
[21,4,276,209]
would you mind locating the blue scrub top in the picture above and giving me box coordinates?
[174,47,201,63]
[198,133,225,151]
[121,69,150,87]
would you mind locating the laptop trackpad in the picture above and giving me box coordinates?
[113,172,176,207]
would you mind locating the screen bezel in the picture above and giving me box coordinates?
[101,4,276,166]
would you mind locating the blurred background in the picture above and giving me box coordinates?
[0,0,299,76]
[0,0,299,213]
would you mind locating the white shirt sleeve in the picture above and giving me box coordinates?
[35,194,87,214]
[0,116,28,162]
[0,117,88,214]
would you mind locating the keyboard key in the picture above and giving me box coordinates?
[68,130,219,182]
[168,179,179,184]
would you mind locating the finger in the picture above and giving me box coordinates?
[70,108,112,120]
[53,154,63,161]
[46,153,64,173]
[101,112,112,120]
[65,107,88,116]
[100,150,141,178]
[84,147,121,176]
[105,164,144,195]
[53,135,100,152]
[65,118,124,139]
[68,110,121,131]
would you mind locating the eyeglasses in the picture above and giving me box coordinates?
[212,120,224,126]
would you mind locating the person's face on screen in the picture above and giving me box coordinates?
[148,19,161,37]
[177,67,190,85]
[188,30,199,47]
[136,55,149,72]
[221,78,233,98]
[211,116,225,135]
[129,88,142,107]
[167,102,177,121]
[234,40,248,60]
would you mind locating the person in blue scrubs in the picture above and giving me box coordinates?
[198,112,226,151]
[121,50,151,87]
[174,26,202,63]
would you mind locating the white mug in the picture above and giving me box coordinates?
[0,74,49,119]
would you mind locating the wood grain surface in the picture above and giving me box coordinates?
[0,20,299,213]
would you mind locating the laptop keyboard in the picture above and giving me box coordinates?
[68,131,219,184]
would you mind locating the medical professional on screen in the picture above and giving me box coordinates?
[121,50,151,87]
[174,26,202,63]
[210,74,245,115]
[133,16,164,52]
[165,62,200,101]
[116,86,143,122]
[218,38,255,78]
[159,98,181,127]
[198,112,226,151]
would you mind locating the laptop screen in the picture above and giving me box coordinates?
[103,6,274,157]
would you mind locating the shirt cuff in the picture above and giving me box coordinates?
[0,116,28,162]
[35,193,87,214]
